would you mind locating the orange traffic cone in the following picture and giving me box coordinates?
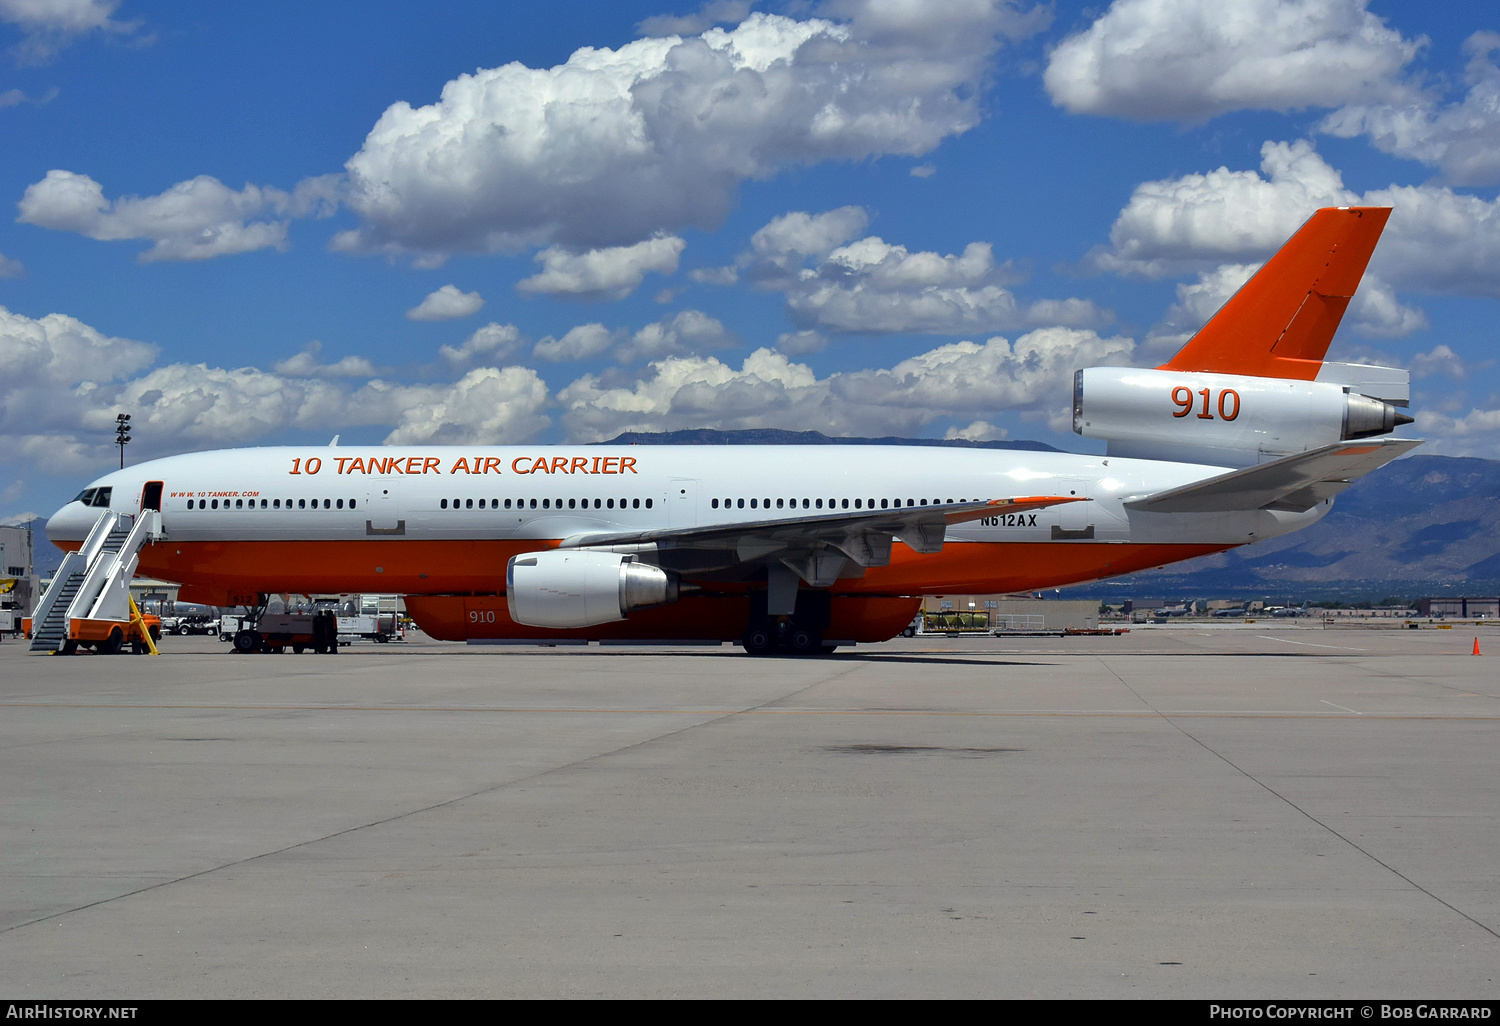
[1475,637,1482,656]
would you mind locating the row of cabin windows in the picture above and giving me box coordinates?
[711,497,964,511]
[185,498,356,510]
[440,497,654,510]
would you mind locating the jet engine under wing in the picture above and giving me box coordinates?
[560,495,1087,586]
[1123,437,1422,514]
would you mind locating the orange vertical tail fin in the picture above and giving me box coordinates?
[1160,206,1391,380]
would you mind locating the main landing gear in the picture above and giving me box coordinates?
[740,590,837,657]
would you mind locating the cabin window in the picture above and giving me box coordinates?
[606,498,614,509]
[186,499,194,509]
[478,499,486,509]
[645,498,653,509]
[711,498,719,509]
[336,499,344,510]
[465,498,472,509]
[632,498,640,509]
[441,499,448,509]
[529,499,537,509]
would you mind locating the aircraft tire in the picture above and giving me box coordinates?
[742,625,776,655]
[789,628,819,655]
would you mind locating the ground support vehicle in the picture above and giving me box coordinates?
[335,612,402,644]
[232,611,340,654]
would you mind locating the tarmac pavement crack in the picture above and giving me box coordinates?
[1093,654,1500,944]
[0,659,866,940]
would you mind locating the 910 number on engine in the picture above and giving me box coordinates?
[1171,386,1239,421]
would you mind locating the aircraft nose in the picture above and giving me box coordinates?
[45,502,97,548]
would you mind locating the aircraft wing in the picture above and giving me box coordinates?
[1123,437,1421,514]
[560,494,1087,585]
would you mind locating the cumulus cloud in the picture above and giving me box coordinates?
[1086,139,1354,278]
[944,420,1008,441]
[438,322,525,369]
[1089,139,1500,299]
[0,302,555,473]
[1409,344,1467,382]
[775,329,827,355]
[533,322,621,362]
[615,309,737,363]
[406,284,485,321]
[0,303,154,392]
[16,170,339,262]
[0,85,55,108]
[334,3,1028,261]
[559,327,1133,440]
[637,0,756,37]
[1044,0,1421,122]
[738,209,1106,334]
[0,0,144,62]
[271,340,377,379]
[1320,32,1500,187]
[516,234,685,299]
[1143,260,1425,355]
[381,367,551,445]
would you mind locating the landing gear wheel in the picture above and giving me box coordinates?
[742,625,776,655]
[233,629,260,654]
[789,628,819,655]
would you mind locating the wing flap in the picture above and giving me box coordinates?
[1123,438,1421,514]
[560,495,1087,556]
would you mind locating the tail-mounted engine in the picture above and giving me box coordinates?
[507,549,682,629]
[1073,365,1412,466]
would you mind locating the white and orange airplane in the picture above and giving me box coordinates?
[46,207,1418,653]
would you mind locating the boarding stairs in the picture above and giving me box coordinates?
[29,510,161,653]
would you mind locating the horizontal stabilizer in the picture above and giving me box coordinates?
[1123,438,1421,514]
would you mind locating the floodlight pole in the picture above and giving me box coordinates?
[116,412,131,469]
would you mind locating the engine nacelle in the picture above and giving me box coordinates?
[1073,367,1411,465]
[506,550,681,629]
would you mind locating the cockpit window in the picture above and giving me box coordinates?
[74,488,97,505]
[90,487,112,508]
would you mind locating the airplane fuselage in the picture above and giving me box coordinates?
[46,443,1325,642]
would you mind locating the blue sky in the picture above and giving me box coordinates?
[1,0,1497,520]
